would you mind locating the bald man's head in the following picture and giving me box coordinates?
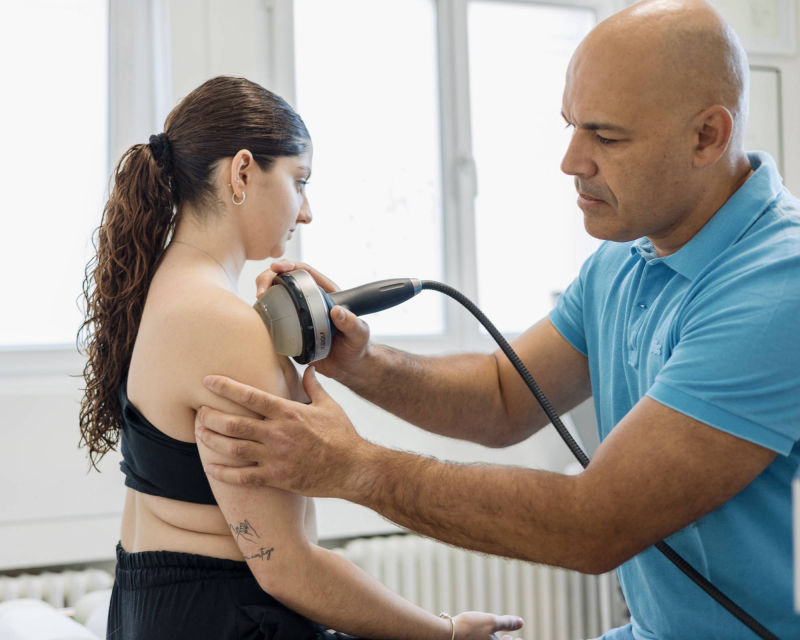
[570,0,749,148]
[560,0,754,253]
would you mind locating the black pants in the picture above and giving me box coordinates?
[107,543,361,640]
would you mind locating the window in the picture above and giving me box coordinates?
[292,0,607,341]
[468,1,599,332]
[293,0,444,336]
[0,0,108,347]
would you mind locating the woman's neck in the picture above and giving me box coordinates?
[170,215,245,291]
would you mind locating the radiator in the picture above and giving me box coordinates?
[0,568,113,609]
[335,534,628,640]
[0,538,627,638]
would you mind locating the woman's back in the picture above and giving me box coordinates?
[122,250,312,561]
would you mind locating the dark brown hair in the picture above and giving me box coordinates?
[78,76,310,468]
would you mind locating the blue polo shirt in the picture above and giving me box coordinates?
[550,152,800,639]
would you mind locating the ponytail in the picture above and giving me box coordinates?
[78,76,310,469]
[78,139,175,468]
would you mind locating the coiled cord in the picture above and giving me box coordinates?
[420,280,779,640]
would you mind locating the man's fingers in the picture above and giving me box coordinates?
[195,421,261,461]
[256,260,301,297]
[203,375,285,417]
[302,366,328,403]
[255,261,339,298]
[283,261,340,293]
[329,305,371,341]
[195,405,265,441]
[204,463,268,487]
[330,305,354,330]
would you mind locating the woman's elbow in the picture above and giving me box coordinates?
[249,544,312,601]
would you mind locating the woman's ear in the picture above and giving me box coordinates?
[230,149,254,192]
[691,105,733,169]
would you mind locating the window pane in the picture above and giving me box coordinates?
[293,0,443,336]
[0,0,108,346]
[469,1,599,333]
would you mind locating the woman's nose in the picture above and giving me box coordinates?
[298,198,312,224]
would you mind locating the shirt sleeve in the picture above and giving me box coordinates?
[548,254,592,357]
[648,240,800,455]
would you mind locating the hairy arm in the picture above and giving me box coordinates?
[324,316,591,447]
[199,370,776,574]
[345,396,777,573]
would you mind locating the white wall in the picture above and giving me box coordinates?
[2,0,798,572]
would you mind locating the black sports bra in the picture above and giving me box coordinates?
[118,381,217,505]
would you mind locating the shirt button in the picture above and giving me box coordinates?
[639,303,647,309]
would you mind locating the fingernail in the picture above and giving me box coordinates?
[256,288,265,298]
[203,376,217,390]
[337,308,346,322]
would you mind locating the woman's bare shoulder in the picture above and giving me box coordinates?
[132,268,288,418]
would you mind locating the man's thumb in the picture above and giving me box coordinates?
[303,366,327,401]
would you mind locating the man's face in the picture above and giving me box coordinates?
[560,42,698,253]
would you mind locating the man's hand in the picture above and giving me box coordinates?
[195,366,372,497]
[255,259,340,299]
[254,259,374,381]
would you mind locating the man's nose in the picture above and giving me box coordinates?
[560,130,597,178]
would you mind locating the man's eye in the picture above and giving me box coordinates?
[597,134,618,145]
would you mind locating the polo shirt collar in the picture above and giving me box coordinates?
[631,152,784,280]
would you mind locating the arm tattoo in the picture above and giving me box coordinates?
[229,519,260,544]
[229,519,275,560]
[244,547,275,561]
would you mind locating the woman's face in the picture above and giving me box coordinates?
[240,147,313,260]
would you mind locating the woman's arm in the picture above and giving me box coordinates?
[188,297,518,639]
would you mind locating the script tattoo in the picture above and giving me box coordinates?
[229,519,260,544]
[244,546,275,561]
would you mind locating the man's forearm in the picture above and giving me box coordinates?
[345,441,617,574]
[331,343,535,447]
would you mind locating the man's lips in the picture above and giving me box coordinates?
[578,192,606,203]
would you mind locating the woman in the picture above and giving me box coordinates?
[79,76,523,639]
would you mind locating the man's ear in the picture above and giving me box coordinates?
[691,105,733,168]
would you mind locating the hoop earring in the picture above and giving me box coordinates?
[232,191,246,206]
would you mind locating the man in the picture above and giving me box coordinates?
[194,1,800,637]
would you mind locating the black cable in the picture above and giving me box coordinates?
[420,280,780,640]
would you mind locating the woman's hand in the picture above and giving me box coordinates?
[452,611,524,640]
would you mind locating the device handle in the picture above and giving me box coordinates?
[329,278,422,317]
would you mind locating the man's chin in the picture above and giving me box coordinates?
[582,215,636,243]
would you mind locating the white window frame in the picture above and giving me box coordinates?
[275,0,621,357]
[0,0,620,377]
